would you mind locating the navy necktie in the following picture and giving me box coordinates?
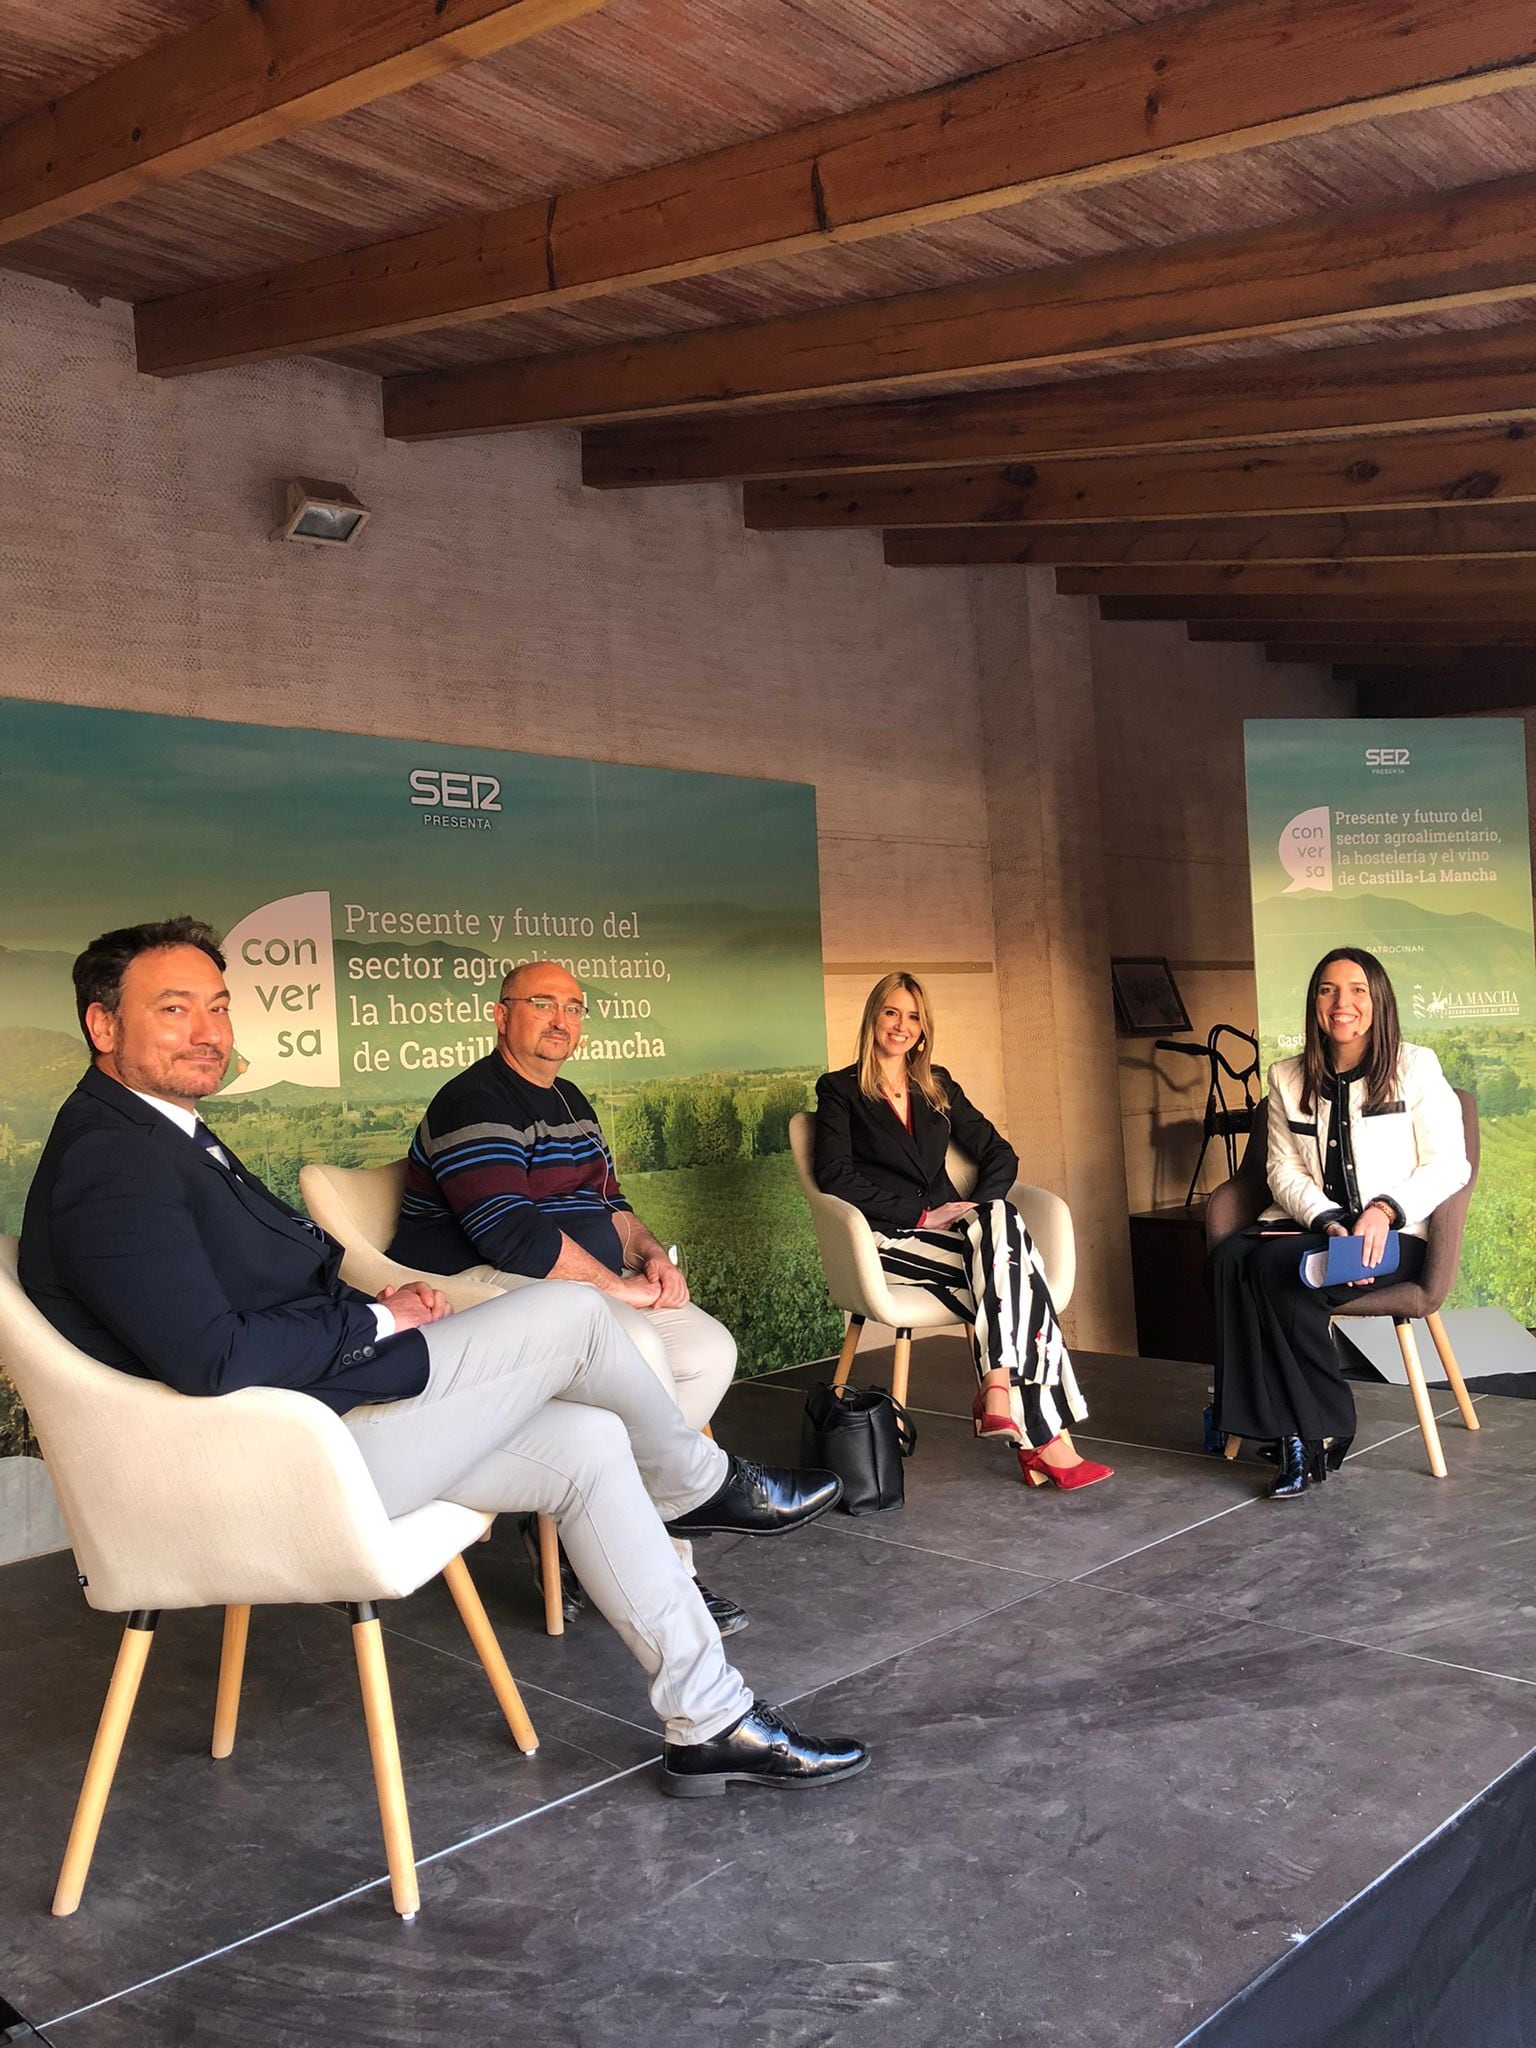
[192,1119,322,1237]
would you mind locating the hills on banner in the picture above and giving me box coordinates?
[1251,894,1536,1025]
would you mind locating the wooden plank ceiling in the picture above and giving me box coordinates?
[5,0,1536,710]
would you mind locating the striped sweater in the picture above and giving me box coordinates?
[389,1054,631,1278]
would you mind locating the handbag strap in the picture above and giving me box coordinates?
[878,1389,918,1458]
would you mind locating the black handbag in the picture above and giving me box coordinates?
[801,1383,917,1515]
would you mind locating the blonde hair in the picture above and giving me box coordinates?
[855,971,949,1111]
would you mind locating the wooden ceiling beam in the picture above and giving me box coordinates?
[744,423,1536,532]
[1098,593,1536,622]
[1057,561,1536,597]
[384,171,1536,437]
[584,326,1536,488]
[1193,619,1536,643]
[137,0,1536,376]
[0,0,601,251]
[882,506,1536,568]
[1352,669,1536,713]
[1269,643,1535,666]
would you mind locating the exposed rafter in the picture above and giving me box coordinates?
[881,506,1536,568]
[1096,594,1536,622]
[135,0,1536,377]
[743,424,1536,532]
[1352,668,1536,713]
[584,326,1536,489]
[0,0,602,251]
[1272,642,1536,666]
[1056,560,1536,596]
[1191,618,1536,643]
[383,173,1536,437]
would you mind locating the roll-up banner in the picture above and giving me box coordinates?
[1245,719,1536,1326]
[0,701,839,1455]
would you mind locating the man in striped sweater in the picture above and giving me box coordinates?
[391,960,745,1633]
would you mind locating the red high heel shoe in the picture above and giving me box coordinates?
[971,1386,1025,1445]
[1017,1443,1114,1490]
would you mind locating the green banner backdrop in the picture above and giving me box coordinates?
[0,701,840,1452]
[1245,718,1536,1322]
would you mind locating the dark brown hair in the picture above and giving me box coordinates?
[1299,946,1402,1113]
[72,917,226,1051]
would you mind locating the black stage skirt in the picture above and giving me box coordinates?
[1208,1228,1427,1442]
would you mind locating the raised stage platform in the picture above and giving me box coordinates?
[2,1339,1534,2046]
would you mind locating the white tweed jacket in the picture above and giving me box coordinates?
[1260,1042,1470,1239]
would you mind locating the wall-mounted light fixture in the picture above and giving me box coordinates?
[274,478,370,547]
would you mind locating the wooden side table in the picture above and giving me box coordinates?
[1128,1203,1216,1365]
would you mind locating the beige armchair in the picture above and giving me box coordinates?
[789,1110,1076,1409]
[0,1237,538,1923]
[299,1159,566,1636]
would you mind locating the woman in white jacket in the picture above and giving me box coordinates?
[1209,947,1470,1498]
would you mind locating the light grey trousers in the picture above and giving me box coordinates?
[343,1283,753,1744]
[461,1264,737,1575]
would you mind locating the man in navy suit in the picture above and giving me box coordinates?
[21,917,868,1797]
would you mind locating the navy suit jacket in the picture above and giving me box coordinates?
[812,1064,1019,1233]
[19,1067,428,1414]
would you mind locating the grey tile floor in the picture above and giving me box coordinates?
[2,1341,1531,2047]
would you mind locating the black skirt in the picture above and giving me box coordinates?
[1208,1229,1427,1442]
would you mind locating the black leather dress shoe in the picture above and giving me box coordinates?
[665,1457,841,1538]
[660,1701,870,1798]
[694,1578,748,1638]
[518,1514,586,1621]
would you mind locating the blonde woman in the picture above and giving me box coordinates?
[813,972,1111,1490]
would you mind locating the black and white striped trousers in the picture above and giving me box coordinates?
[875,1199,1087,1448]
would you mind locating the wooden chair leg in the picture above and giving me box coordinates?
[832,1315,863,1391]
[891,1329,912,1411]
[1425,1310,1480,1433]
[441,1554,538,1757]
[210,1604,250,1760]
[1394,1319,1448,1480]
[1223,1435,1242,1462]
[537,1513,564,1639]
[349,1604,420,1920]
[53,1611,158,1917]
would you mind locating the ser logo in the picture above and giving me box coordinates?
[1365,747,1410,768]
[408,768,503,812]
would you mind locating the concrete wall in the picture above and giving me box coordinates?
[1090,614,1355,1213]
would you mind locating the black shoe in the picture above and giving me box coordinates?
[665,1457,841,1538]
[518,1515,586,1621]
[1324,1435,1355,1472]
[660,1701,870,1798]
[1268,1435,1326,1498]
[694,1578,748,1639]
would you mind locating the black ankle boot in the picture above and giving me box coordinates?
[1324,1435,1355,1472]
[1269,1435,1325,1498]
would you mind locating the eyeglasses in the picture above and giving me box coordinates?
[507,996,588,1021]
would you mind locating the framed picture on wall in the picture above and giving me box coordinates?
[1111,956,1191,1037]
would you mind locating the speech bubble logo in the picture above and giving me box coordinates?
[218,891,340,1094]
[1279,805,1333,895]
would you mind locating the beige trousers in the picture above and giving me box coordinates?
[463,1266,737,1574]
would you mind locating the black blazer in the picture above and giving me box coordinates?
[813,1063,1019,1232]
[19,1067,427,1414]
